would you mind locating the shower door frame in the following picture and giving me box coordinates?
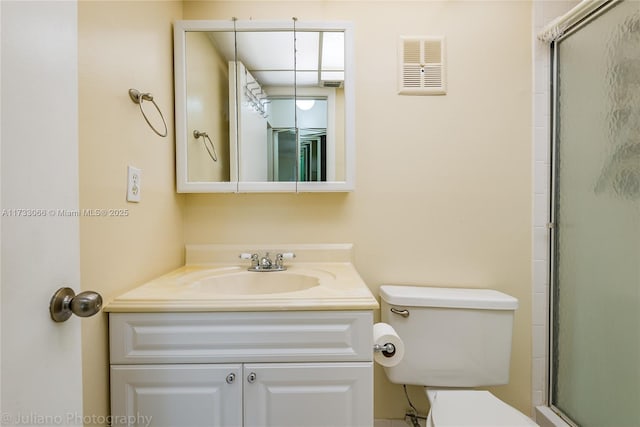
[547,1,626,425]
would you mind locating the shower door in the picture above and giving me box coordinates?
[551,1,640,426]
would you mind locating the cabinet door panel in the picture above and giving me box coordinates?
[244,362,372,427]
[111,364,242,427]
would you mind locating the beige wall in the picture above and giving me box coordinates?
[78,0,532,421]
[78,0,184,420]
[183,0,533,419]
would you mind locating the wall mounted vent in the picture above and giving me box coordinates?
[398,36,446,95]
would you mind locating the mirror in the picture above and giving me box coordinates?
[174,20,354,192]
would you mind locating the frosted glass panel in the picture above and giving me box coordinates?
[552,1,640,426]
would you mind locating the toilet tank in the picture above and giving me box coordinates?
[380,285,518,387]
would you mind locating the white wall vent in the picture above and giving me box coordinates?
[398,36,446,95]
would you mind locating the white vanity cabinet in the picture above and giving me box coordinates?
[110,364,243,426]
[243,362,372,427]
[109,310,373,427]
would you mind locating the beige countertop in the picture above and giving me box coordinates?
[104,262,379,313]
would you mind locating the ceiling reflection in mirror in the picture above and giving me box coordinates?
[175,20,353,192]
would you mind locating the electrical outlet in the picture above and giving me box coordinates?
[127,166,141,203]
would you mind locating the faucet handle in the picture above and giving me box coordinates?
[239,253,259,267]
[275,252,295,269]
[279,252,296,260]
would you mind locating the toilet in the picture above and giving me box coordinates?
[379,285,538,427]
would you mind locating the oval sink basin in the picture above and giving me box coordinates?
[189,271,320,295]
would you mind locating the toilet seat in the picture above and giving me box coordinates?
[425,389,539,427]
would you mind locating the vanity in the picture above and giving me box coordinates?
[105,244,378,427]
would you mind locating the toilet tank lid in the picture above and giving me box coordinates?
[379,285,518,310]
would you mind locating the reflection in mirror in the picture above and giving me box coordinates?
[233,30,296,184]
[234,29,345,183]
[174,20,354,192]
[267,97,331,182]
[185,30,234,183]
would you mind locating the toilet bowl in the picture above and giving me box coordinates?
[379,285,538,427]
[425,389,538,427]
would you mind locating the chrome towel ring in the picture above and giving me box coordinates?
[194,130,218,162]
[129,88,168,137]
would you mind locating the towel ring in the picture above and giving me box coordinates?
[129,88,168,137]
[194,130,218,162]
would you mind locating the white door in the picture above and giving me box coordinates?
[244,362,373,427]
[1,0,83,424]
[110,364,243,427]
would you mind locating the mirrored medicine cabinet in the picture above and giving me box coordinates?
[173,20,355,193]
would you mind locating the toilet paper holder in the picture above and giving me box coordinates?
[373,343,396,357]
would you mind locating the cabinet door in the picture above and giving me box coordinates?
[244,362,373,427]
[111,364,242,427]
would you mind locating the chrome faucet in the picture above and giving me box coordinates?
[239,252,295,271]
[260,253,273,269]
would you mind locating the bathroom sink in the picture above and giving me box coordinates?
[104,244,381,312]
[188,271,321,295]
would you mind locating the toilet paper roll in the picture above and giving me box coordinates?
[373,322,404,368]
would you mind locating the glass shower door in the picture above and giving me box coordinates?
[551,1,640,425]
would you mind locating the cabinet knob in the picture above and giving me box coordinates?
[247,372,257,383]
[226,373,236,384]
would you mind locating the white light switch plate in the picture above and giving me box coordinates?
[127,165,141,202]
